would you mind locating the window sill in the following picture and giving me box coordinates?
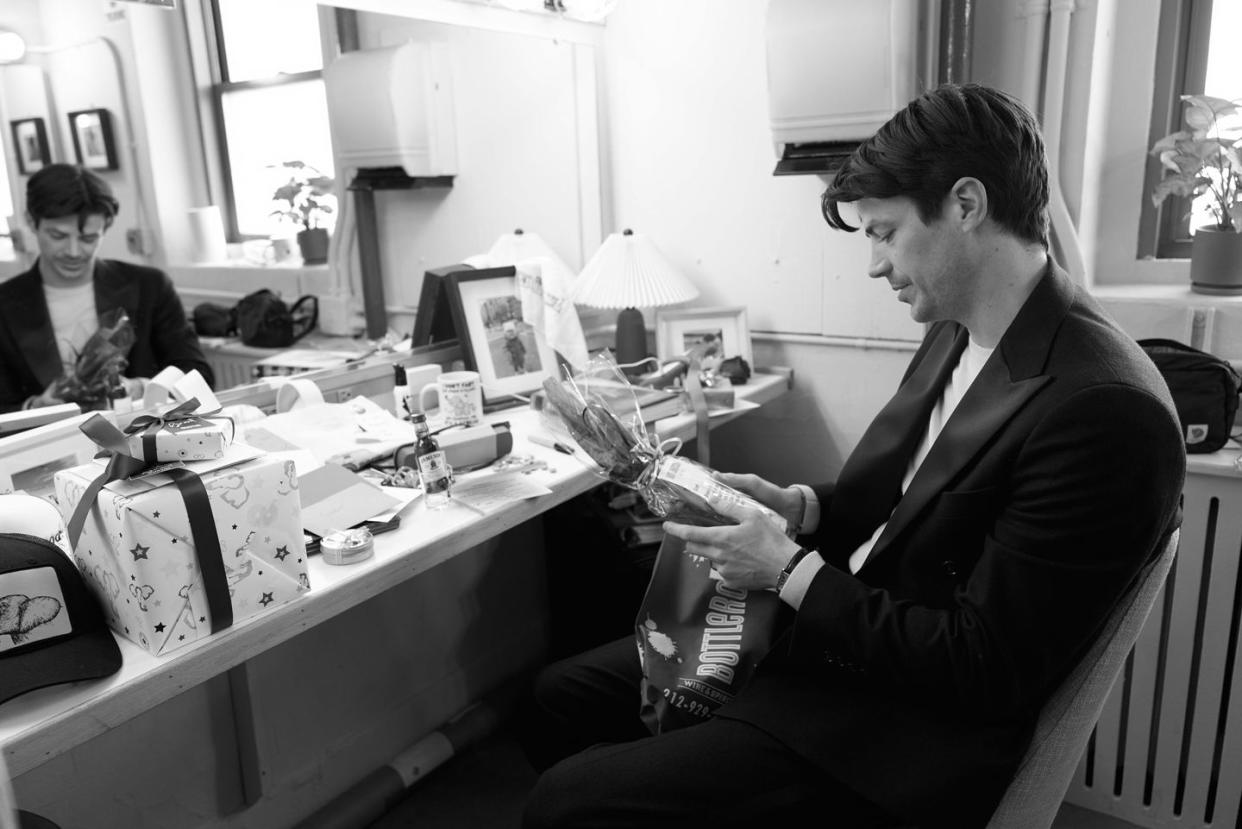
[1092,283,1242,305]
[167,261,334,298]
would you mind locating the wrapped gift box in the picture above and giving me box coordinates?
[54,445,310,656]
[126,413,232,463]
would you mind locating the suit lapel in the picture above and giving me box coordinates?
[859,262,1075,571]
[822,324,968,567]
[0,267,61,387]
[93,260,139,319]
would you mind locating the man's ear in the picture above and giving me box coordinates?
[25,212,36,230]
[947,177,988,231]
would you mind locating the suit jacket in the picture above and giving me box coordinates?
[0,260,214,413]
[718,263,1185,827]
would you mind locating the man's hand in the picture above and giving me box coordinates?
[122,377,148,401]
[715,472,805,533]
[25,379,67,410]
[662,496,801,591]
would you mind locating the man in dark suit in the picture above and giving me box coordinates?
[0,164,213,413]
[520,84,1186,828]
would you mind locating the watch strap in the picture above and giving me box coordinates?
[776,546,814,592]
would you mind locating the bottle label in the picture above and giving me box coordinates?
[417,450,450,492]
[654,457,786,532]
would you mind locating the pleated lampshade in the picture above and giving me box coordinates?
[573,229,699,370]
[487,228,573,276]
[573,229,699,309]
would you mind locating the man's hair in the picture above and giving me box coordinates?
[26,163,120,231]
[821,83,1050,247]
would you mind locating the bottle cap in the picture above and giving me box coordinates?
[393,364,407,384]
[411,411,427,425]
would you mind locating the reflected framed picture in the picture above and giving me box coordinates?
[655,306,752,366]
[445,267,558,405]
[67,108,118,171]
[0,412,101,502]
[10,118,50,175]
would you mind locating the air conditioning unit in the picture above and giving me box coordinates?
[323,40,458,178]
[766,0,934,176]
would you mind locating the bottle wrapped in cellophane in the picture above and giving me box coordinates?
[540,351,786,532]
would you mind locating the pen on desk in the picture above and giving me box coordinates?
[529,432,575,455]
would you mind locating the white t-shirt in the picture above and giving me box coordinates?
[780,336,996,606]
[43,282,98,375]
[847,337,994,573]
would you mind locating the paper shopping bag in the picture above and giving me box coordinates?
[635,535,782,734]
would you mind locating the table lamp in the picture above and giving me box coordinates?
[486,228,572,273]
[573,229,699,370]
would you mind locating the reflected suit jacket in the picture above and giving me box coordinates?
[0,260,214,412]
[718,263,1186,828]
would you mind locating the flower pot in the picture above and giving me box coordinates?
[296,227,330,265]
[1189,226,1242,295]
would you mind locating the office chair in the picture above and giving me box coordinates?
[984,529,1179,829]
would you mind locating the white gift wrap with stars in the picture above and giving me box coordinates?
[54,453,310,656]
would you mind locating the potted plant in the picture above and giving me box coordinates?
[1150,94,1242,294]
[270,160,336,265]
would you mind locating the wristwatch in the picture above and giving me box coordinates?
[775,546,815,592]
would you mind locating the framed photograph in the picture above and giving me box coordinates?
[0,411,102,502]
[655,305,752,367]
[412,263,484,346]
[67,108,118,171]
[445,267,558,405]
[10,118,50,175]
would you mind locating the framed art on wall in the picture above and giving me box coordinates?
[655,306,752,366]
[67,108,118,171]
[10,118,50,175]
[445,267,558,405]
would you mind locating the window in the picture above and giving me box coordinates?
[206,0,338,240]
[1141,0,1242,259]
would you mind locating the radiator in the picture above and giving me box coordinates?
[1065,458,1242,828]
[204,351,256,390]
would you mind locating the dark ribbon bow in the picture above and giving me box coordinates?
[124,397,235,462]
[67,407,235,634]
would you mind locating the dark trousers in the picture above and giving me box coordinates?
[517,636,900,829]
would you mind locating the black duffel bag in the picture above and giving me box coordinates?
[235,289,318,348]
[1140,338,1241,453]
[192,302,237,337]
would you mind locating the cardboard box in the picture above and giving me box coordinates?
[54,446,310,656]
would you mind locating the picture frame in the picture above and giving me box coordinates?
[10,118,50,175]
[445,267,559,405]
[412,263,484,346]
[655,305,752,366]
[67,108,118,171]
[0,412,103,502]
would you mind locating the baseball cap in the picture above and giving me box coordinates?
[0,533,122,706]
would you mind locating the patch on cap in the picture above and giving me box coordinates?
[0,533,121,706]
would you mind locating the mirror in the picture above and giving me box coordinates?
[331,3,604,323]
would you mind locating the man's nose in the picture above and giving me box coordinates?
[867,253,890,280]
[67,236,82,256]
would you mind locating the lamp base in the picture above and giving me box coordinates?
[614,307,647,374]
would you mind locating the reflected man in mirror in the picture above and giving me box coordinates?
[0,163,213,413]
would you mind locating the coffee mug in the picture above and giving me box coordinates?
[419,370,483,426]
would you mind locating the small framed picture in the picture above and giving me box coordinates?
[67,109,118,171]
[0,412,101,502]
[10,118,50,175]
[445,266,558,405]
[655,306,752,367]
[411,263,477,346]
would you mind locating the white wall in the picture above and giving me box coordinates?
[598,0,923,483]
[352,13,593,309]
